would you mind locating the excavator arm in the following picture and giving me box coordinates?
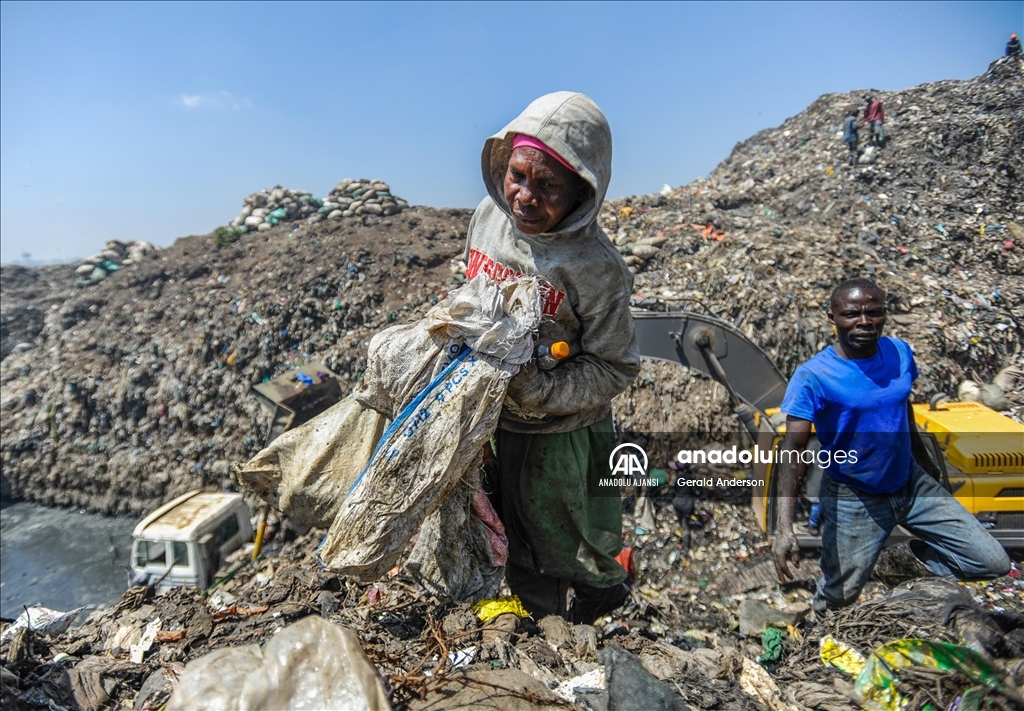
[631,309,788,435]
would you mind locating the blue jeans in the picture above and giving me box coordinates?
[814,463,1010,612]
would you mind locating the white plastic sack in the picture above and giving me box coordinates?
[236,395,386,528]
[317,276,540,581]
[355,326,463,419]
[165,616,389,711]
[355,275,538,419]
[424,273,538,363]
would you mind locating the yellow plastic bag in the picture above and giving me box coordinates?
[819,634,866,676]
[472,595,531,623]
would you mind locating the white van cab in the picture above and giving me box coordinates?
[130,491,253,593]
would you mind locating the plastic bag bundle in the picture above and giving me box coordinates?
[355,275,539,419]
[317,276,540,580]
[165,616,389,711]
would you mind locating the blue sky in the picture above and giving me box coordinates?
[1,1,1020,263]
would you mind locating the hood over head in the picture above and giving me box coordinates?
[482,92,612,236]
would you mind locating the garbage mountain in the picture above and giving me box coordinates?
[2,60,1022,515]
[610,57,1023,445]
[1,204,472,513]
[2,60,1023,711]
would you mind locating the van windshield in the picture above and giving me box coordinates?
[136,540,166,567]
[136,540,190,568]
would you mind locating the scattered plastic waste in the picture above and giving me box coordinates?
[855,638,1021,711]
[757,627,785,665]
[820,634,867,675]
[0,606,85,641]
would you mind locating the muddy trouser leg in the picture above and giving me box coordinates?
[492,416,626,620]
[814,475,894,613]
[848,141,858,165]
[899,463,1010,579]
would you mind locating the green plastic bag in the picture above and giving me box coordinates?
[269,208,287,219]
[757,627,785,665]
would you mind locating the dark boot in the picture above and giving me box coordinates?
[505,562,570,619]
[569,581,629,624]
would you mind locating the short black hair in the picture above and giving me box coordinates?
[830,278,884,309]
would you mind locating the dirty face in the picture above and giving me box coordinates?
[828,287,886,358]
[504,147,583,235]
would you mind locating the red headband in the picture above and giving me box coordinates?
[511,134,576,173]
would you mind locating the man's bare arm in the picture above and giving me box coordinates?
[772,417,812,582]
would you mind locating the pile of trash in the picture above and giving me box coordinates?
[607,57,1024,436]
[315,178,409,222]
[0,206,472,514]
[4,60,1023,517]
[776,578,1024,710]
[3,486,1021,710]
[72,240,156,286]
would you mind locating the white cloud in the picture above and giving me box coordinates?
[177,91,252,110]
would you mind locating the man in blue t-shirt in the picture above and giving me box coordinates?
[772,279,1009,613]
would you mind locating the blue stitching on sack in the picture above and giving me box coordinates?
[314,344,471,566]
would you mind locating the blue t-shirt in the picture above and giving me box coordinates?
[781,336,918,494]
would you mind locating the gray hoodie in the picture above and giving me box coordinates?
[465,92,640,433]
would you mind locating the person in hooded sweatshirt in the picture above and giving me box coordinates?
[467,92,640,623]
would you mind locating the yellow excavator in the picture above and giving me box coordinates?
[632,308,1024,550]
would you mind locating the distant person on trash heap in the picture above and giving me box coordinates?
[861,96,885,146]
[772,278,1010,614]
[1008,34,1022,57]
[842,108,859,166]
[466,92,640,624]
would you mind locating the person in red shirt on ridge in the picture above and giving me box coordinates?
[862,96,885,147]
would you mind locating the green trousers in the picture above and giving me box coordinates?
[487,413,626,617]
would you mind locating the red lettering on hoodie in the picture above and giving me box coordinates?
[465,248,566,318]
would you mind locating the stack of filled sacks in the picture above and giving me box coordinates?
[229,186,324,232]
[74,239,155,284]
[312,178,408,222]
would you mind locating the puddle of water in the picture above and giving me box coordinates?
[0,501,135,620]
